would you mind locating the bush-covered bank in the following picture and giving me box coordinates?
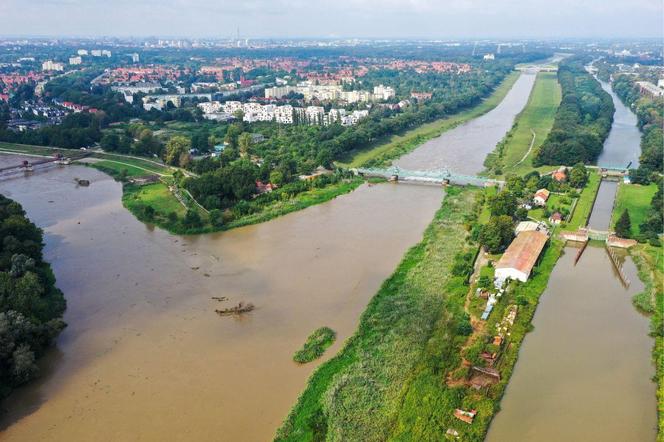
[0,195,66,400]
[629,244,664,439]
[293,327,337,364]
[534,57,614,166]
[275,184,566,441]
[276,187,480,441]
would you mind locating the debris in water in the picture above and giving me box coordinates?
[215,302,255,316]
[211,296,228,302]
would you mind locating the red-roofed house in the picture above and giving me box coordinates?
[533,188,550,206]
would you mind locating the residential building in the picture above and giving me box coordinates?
[484,53,495,60]
[533,188,550,206]
[77,49,88,56]
[69,56,82,65]
[131,53,140,63]
[42,60,64,71]
[372,84,396,100]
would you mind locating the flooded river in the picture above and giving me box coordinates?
[486,245,657,441]
[395,72,536,175]
[0,162,442,441]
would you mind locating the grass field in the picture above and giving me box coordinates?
[337,72,521,168]
[611,183,658,236]
[495,72,562,176]
[567,172,601,230]
[123,182,187,217]
[88,160,153,178]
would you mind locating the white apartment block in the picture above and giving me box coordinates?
[77,49,88,56]
[199,102,365,126]
[69,56,82,65]
[372,85,396,100]
[42,60,64,71]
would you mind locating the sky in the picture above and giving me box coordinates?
[0,0,662,39]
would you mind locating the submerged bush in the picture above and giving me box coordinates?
[293,327,336,364]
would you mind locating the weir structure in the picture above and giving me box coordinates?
[354,166,505,187]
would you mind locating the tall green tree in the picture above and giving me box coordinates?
[479,215,514,253]
[164,135,191,167]
[614,209,632,238]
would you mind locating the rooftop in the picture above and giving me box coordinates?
[495,230,548,275]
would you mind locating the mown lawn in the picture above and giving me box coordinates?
[123,182,187,218]
[90,160,152,178]
[499,72,562,176]
[611,183,658,236]
[337,72,521,168]
[567,171,601,230]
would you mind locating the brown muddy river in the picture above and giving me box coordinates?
[394,71,536,175]
[0,161,442,441]
[486,245,657,441]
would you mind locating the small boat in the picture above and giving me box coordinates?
[76,178,90,186]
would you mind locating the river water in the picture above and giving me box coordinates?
[394,72,537,175]
[487,78,656,440]
[485,245,657,442]
[0,162,442,441]
[597,78,641,169]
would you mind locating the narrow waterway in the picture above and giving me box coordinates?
[485,245,657,441]
[395,72,536,175]
[587,180,618,231]
[597,78,641,169]
[0,162,443,441]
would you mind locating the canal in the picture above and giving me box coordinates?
[487,77,656,441]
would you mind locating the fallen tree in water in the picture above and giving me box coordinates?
[215,301,255,316]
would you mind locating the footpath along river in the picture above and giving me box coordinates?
[487,77,657,441]
[0,70,537,441]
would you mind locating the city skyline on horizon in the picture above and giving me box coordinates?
[1,0,662,39]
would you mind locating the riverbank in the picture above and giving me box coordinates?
[337,72,521,168]
[484,71,561,177]
[629,243,664,438]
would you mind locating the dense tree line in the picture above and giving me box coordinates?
[534,57,614,166]
[0,111,103,148]
[0,195,66,399]
[612,74,663,184]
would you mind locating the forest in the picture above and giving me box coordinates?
[534,57,614,166]
[0,195,66,399]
